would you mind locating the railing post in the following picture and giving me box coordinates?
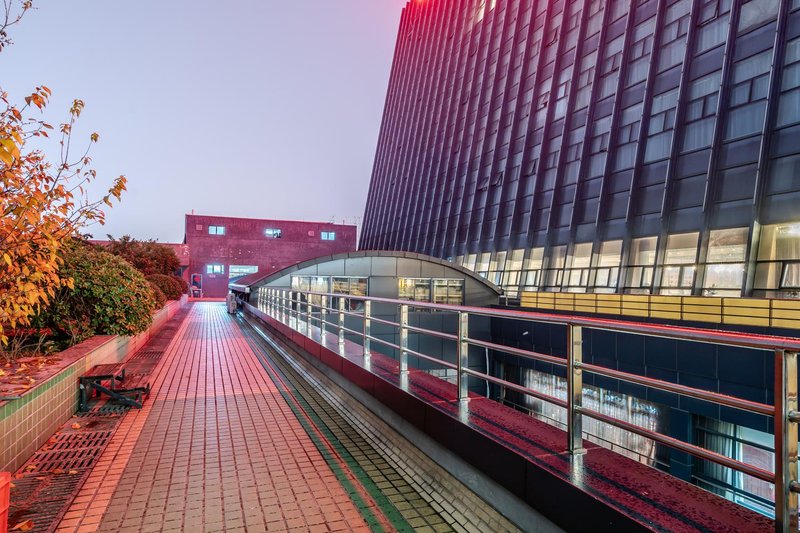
[306,293,312,337]
[363,300,371,363]
[321,295,328,338]
[567,324,586,455]
[399,303,409,374]
[457,311,469,401]
[289,291,296,328]
[268,289,274,316]
[775,349,798,533]
[338,296,346,346]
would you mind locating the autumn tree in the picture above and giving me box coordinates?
[0,0,126,348]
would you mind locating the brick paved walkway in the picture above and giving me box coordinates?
[57,303,518,533]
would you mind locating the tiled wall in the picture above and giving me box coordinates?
[0,296,187,473]
[520,292,800,330]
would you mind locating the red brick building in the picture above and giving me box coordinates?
[185,214,357,297]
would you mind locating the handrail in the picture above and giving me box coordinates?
[256,287,800,531]
[296,290,800,351]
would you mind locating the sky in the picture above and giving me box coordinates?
[0,0,409,242]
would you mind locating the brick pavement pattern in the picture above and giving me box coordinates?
[59,303,375,533]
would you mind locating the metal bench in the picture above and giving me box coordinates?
[79,364,150,411]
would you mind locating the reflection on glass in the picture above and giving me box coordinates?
[664,232,699,264]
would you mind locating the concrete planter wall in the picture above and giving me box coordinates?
[0,295,187,472]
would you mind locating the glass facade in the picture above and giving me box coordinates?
[361,0,800,299]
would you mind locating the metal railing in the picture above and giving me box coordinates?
[254,287,800,531]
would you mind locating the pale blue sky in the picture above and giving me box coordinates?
[0,1,408,242]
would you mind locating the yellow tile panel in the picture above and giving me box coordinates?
[772,318,800,329]
[652,311,682,320]
[684,296,722,306]
[682,312,720,323]
[622,308,650,317]
[724,307,770,318]
[772,299,800,310]
[724,298,769,308]
[772,309,800,320]
[724,315,770,327]
[651,303,682,312]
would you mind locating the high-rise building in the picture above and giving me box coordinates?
[361,0,800,300]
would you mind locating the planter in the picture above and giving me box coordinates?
[0,295,187,473]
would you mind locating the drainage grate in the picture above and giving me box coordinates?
[130,350,163,360]
[78,403,129,417]
[8,469,90,533]
[22,432,112,473]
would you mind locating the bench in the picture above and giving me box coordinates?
[114,374,151,408]
[79,364,150,411]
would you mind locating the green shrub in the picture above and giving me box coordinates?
[106,235,181,276]
[172,275,188,295]
[146,274,184,300]
[149,282,167,310]
[35,240,156,345]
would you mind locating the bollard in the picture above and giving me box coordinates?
[0,471,10,533]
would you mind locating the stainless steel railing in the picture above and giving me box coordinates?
[254,287,800,532]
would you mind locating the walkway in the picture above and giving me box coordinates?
[56,303,518,533]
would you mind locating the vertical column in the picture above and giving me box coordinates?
[567,324,586,455]
[400,303,409,374]
[457,311,469,401]
[775,349,798,533]
[363,300,372,364]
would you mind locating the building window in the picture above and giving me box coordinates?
[682,71,722,152]
[724,50,772,140]
[545,245,567,289]
[703,227,748,295]
[522,247,545,291]
[399,278,432,302]
[321,231,336,241]
[564,243,593,291]
[502,249,525,297]
[208,225,225,236]
[782,263,800,289]
[206,264,224,274]
[331,276,368,312]
[432,279,465,305]
[777,37,800,127]
[644,89,679,162]
[626,237,658,292]
[755,223,800,295]
[660,232,699,295]
[265,228,282,238]
[229,265,257,279]
[594,240,622,291]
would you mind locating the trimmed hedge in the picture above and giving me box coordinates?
[146,274,184,301]
[35,240,157,344]
[149,282,167,309]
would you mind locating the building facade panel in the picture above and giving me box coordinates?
[186,214,357,298]
[361,0,800,299]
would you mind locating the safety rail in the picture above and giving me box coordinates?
[256,287,800,532]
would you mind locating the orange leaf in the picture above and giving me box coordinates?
[71,422,81,430]
[12,520,35,531]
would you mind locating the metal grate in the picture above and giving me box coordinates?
[130,350,163,360]
[8,469,90,533]
[22,431,112,473]
[77,403,129,417]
